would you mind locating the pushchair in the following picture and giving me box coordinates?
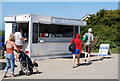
[18,51,39,76]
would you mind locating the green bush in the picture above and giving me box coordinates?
[81,9,120,51]
[0,56,5,59]
[0,30,4,36]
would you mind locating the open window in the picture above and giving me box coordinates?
[39,24,73,38]
[18,23,29,42]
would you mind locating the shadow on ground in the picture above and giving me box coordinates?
[75,56,113,68]
[91,56,113,62]
[61,53,98,59]
[73,62,93,68]
[3,71,43,78]
[79,62,92,66]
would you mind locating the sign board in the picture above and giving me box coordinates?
[12,23,17,34]
[32,15,51,24]
[4,16,16,22]
[98,44,111,56]
[32,23,38,43]
[51,17,86,26]
[16,15,30,22]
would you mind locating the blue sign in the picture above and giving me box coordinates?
[99,44,111,57]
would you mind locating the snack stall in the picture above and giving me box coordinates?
[4,14,86,59]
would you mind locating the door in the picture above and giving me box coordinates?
[5,23,12,43]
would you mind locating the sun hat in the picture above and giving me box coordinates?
[88,28,92,32]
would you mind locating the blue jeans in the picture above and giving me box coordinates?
[4,54,15,74]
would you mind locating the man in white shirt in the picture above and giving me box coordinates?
[15,27,27,61]
[83,28,94,63]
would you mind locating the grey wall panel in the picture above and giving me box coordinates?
[31,43,71,57]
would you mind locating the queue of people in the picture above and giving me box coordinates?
[70,28,94,68]
[2,27,94,78]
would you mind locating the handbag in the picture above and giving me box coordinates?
[1,41,8,56]
[82,33,88,43]
[2,41,8,51]
[68,39,76,52]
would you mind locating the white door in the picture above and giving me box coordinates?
[5,23,12,43]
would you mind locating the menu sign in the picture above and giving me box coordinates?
[32,23,38,43]
[51,17,86,26]
[98,44,111,57]
[12,23,17,34]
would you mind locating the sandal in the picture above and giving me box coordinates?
[16,59,19,62]
[11,74,15,77]
[3,76,7,78]
[73,66,75,68]
[77,64,80,66]
[88,60,91,63]
[84,59,87,62]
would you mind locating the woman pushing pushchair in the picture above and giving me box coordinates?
[2,34,39,78]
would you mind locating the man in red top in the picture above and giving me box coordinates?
[71,34,82,68]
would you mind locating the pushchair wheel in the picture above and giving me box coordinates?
[19,71,25,75]
[36,71,39,74]
[34,63,38,67]
[25,72,30,76]
[30,70,33,74]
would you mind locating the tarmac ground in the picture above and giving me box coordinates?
[0,53,119,80]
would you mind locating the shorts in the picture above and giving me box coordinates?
[85,44,91,54]
[72,49,80,54]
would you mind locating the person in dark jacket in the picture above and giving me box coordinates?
[71,34,82,68]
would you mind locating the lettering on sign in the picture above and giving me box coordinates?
[32,23,38,43]
[99,44,111,56]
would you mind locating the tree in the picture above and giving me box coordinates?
[81,9,120,50]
